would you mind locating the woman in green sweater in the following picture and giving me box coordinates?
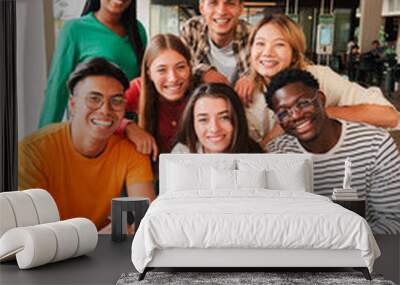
[39,0,147,128]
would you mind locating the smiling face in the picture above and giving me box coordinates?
[69,75,125,141]
[272,82,326,142]
[193,96,234,153]
[148,49,191,102]
[200,0,243,43]
[99,0,132,15]
[251,23,293,80]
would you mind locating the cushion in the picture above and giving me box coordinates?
[237,159,309,191]
[211,169,267,190]
[266,168,307,191]
[24,189,60,224]
[166,162,212,191]
[0,190,97,270]
[166,160,235,192]
[237,169,267,189]
[0,191,39,228]
[0,189,60,238]
[0,218,97,269]
[0,196,16,237]
[211,168,236,190]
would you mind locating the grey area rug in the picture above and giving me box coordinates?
[117,271,396,285]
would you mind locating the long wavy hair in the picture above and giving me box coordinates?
[138,34,194,136]
[176,83,262,153]
[248,14,310,89]
[81,0,144,66]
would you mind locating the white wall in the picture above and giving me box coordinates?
[137,0,150,37]
[16,0,47,139]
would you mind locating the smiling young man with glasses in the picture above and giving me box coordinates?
[19,58,155,231]
[265,69,400,234]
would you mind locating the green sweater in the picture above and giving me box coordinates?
[39,13,147,128]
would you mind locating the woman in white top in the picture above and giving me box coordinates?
[242,14,398,146]
[172,83,262,154]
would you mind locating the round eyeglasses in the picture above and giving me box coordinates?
[84,93,126,112]
[275,91,320,123]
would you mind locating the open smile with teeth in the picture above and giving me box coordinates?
[164,83,184,92]
[207,135,225,142]
[294,119,313,133]
[260,60,278,68]
[213,18,230,25]
[91,119,113,127]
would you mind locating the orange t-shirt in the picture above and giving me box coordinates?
[18,123,153,229]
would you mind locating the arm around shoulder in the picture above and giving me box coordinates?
[308,65,394,106]
[325,104,398,128]
[308,65,399,128]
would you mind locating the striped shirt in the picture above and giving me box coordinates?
[267,121,400,234]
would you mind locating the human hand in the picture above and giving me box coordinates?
[126,123,158,161]
[98,222,111,234]
[235,75,255,107]
[259,123,284,150]
[202,69,230,85]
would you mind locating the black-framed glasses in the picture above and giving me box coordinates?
[275,91,320,123]
[84,93,126,112]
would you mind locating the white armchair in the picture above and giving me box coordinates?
[0,189,97,269]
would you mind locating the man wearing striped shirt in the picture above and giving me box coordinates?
[265,69,400,234]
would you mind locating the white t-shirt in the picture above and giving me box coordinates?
[171,143,203,154]
[207,38,239,84]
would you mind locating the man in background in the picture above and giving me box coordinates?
[181,0,254,99]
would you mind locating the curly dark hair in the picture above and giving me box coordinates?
[265,68,320,109]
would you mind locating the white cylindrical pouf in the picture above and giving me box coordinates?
[0,192,39,227]
[0,226,57,269]
[0,196,17,237]
[24,189,60,223]
[42,221,79,262]
[67,218,98,257]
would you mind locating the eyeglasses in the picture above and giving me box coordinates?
[275,92,320,123]
[84,93,126,112]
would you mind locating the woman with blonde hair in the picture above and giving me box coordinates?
[242,14,398,146]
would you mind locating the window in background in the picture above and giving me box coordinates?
[53,0,85,40]
[149,0,196,37]
[150,4,180,35]
[333,9,352,53]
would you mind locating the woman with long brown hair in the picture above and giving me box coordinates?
[173,83,262,153]
[123,34,201,160]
